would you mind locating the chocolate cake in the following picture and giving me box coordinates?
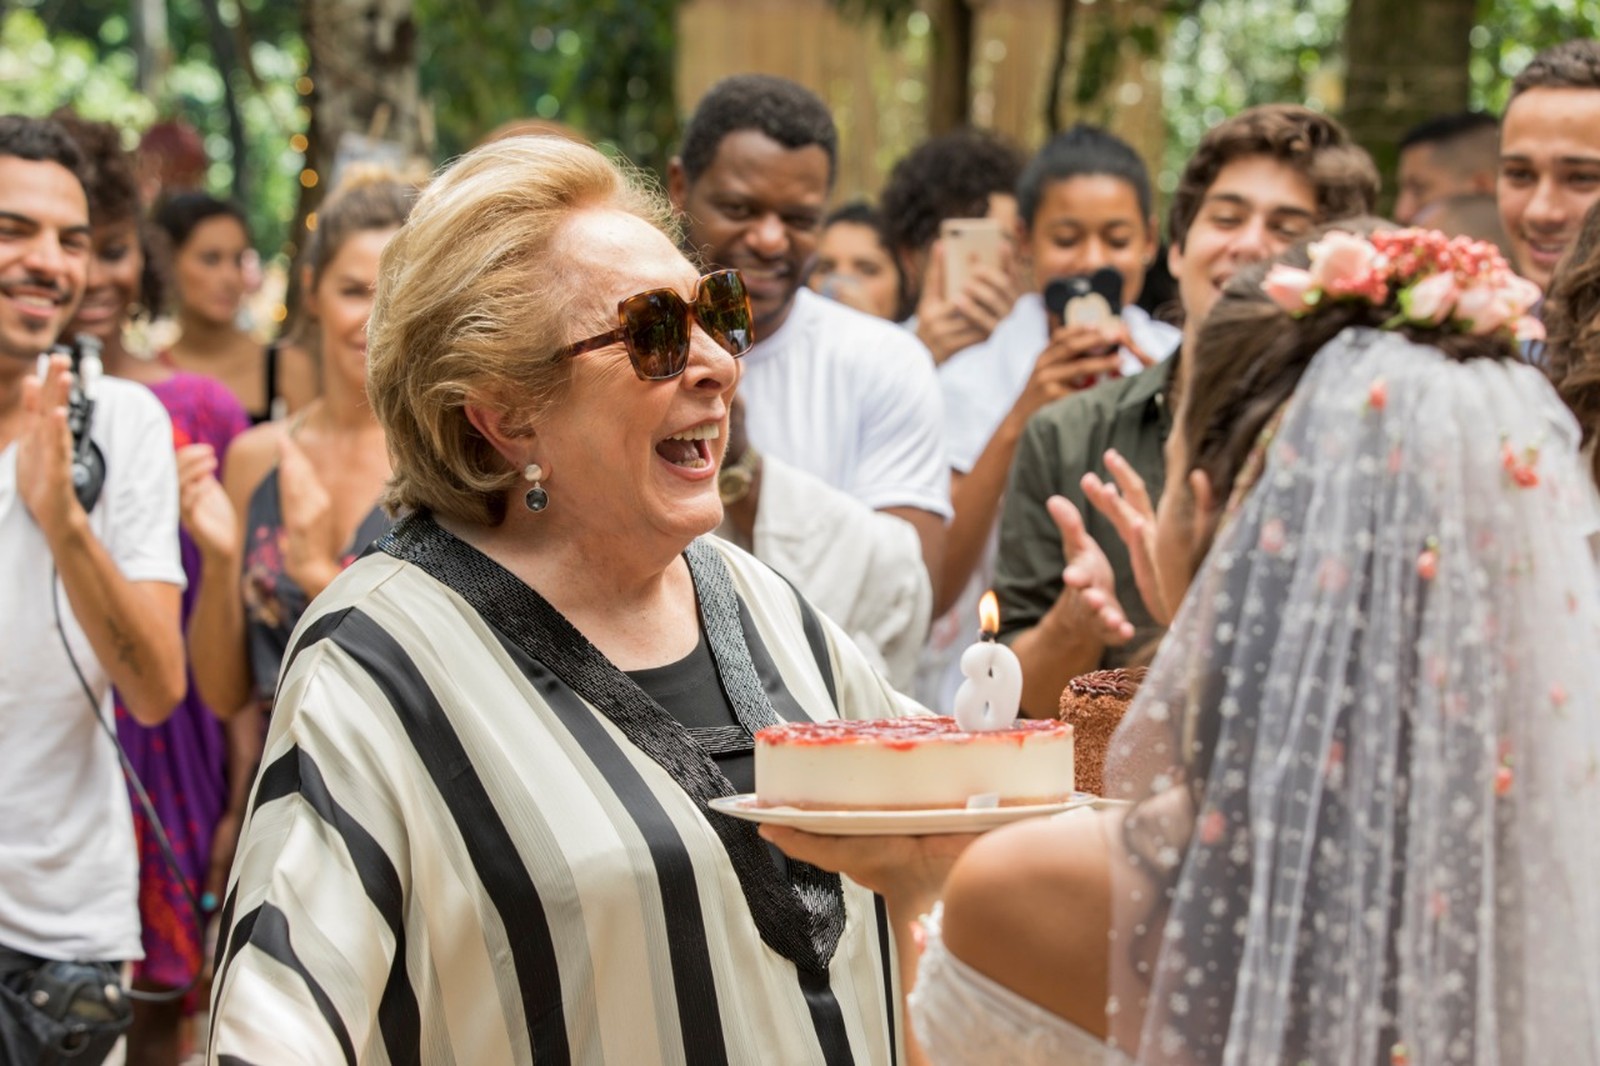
[1058,667,1147,796]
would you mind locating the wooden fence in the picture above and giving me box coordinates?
[674,0,1168,206]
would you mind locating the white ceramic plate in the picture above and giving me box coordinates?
[707,793,1099,836]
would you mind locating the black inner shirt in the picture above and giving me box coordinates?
[627,627,786,875]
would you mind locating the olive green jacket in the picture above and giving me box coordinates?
[993,358,1175,668]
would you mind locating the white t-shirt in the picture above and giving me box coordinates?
[739,287,952,519]
[914,296,1180,710]
[0,376,184,961]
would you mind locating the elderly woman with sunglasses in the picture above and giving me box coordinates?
[206,137,919,1064]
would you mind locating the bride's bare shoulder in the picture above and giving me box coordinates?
[940,809,1113,1034]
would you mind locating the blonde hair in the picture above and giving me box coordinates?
[366,135,675,526]
[303,166,418,292]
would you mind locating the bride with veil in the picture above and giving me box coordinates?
[767,223,1600,1064]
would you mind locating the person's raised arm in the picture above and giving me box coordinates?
[1008,496,1133,715]
[993,413,1134,716]
[1083,448,1177,627]
[936,320,1131,617]
[185,423,281,718]
[915,240,1022,366]
[17,357,183,724]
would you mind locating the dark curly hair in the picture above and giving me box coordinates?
[1168,104,1378,252]
[1185,218,1518,515]
[1511,38,1600,97]
[1542,200,1600,488]
[0,114,89,186]
[878,127,1025,257]
[50,109,168,318]
[678,74,837,187]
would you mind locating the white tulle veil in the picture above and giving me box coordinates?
[1102,326,1600,1064]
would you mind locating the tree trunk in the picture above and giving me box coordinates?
[292,0,422,263]
[1342,0,1475,200]
[926,0,974,134]
[1044,0,1078,135]
[129,0,170,100]
[199,0,250,205]
[1047,0,1168,182]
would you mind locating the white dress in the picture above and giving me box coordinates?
[1582,441,1600,563]
[908,906,1125,1066]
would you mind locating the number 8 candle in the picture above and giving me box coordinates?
[952,591,1023,732]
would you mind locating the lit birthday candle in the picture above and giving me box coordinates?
[952,591,1023,732]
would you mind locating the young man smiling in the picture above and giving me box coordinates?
[0,115,185,1057]
[668,75,949,686]
[1497,40,1600,295]
[991,104,1379,716]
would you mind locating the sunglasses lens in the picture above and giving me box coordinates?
[623,291,690,379]
[696,271,754,357]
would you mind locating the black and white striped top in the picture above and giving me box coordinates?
[208,514,911,1065]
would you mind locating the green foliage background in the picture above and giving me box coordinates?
[6,0,1600,263]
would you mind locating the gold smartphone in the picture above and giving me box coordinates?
[940,217,1008,302]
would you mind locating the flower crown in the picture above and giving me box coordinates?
[1262,228,1545,343]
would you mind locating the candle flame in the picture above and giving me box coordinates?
[979,590,999,634]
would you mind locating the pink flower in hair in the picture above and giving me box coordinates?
[1514,315,1547,343]
[1457,283,1512,336]
[1400,270,1459,326]
[1460,273,1541,337]
[1263,265,1317,314]
[1309,230,1386,299]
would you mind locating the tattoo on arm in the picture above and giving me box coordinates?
[106,616,144,678]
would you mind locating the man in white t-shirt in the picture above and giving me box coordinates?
[668,76,949,685]
[0,116,185,1019]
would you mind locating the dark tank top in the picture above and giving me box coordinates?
[241,466,391,706]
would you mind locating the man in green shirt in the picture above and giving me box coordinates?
[996,105,1380,716]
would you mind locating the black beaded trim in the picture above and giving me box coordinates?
[686,725,754,756]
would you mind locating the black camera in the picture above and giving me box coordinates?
[49,334,107,513]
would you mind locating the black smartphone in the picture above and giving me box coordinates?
[1044,266,1124,326]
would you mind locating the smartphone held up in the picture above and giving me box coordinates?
[940,217,1009,303]
[1043,266,1123,328]
[1044,266,1126,390]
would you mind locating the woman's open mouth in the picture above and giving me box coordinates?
[655,422,718,470]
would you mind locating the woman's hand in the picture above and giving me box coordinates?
[1011,323,1126,422]
[277,436,340,596]
[178,443,240,561]
[915,241,1020,364]
[759,825,981,910]
[1047,494,1135,645]
[1082,449,1173,626]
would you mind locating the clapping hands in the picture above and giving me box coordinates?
[1081,449,1174,627]
[277,436,340,597]
[14,354,83,543]
[1047,494,1135,646]
[177,443,238,560]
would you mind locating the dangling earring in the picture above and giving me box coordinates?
[523,463,549,512]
